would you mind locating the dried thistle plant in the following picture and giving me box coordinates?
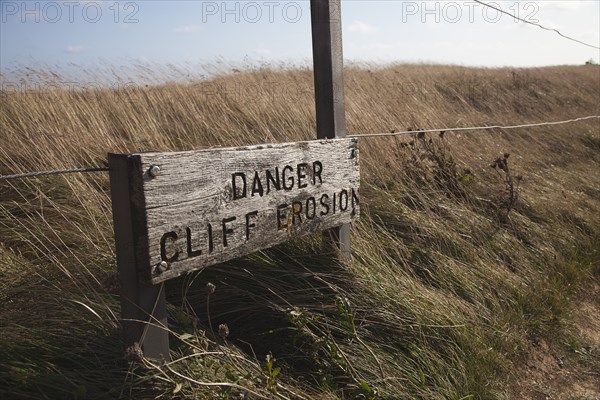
[490,152,523,219]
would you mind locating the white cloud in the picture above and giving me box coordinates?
[369,42,397,51]
[254,47,272,56]
[174,24,200,34]
[536,1,586,12]
[348,21,377,34]
[65,45,85,54]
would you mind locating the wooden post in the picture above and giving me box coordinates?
[109,153,170,360]
[310,0,351,256]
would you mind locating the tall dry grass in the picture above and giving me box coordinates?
[1,63,599,399]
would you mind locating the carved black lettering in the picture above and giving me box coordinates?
[135,138,360,285]
[320,193,330,216]
[160,231,179,262]
[332,192,337,214]
[312,161,323,185]
[292,201,303,225]
[222,217,236,247]
[282,165,294,190]
[245,211,258,240]
[306,197,316,220]
[297,163,308,189]
[351,188,359,208]
[339,189,348,211]
[186,227,202,258]
[207,223,214,253]
[251,171,264,197]
[277,204,288,230]
[266,167,280,194]
[232,172,247,200]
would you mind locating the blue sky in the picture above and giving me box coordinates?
[1,0,599,78]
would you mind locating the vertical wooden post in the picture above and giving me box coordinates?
[109,153,170,360]
[310,0,351,256]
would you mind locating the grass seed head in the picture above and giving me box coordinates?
[206,282,216,294]
[219,323,230,339]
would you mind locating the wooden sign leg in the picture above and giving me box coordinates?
[109,154,170,361]
[310,0,351,257]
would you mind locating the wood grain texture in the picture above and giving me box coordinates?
[311,0,346,139]
[116,138,360,284]
[108,153,169,360]
[311,0,351,255]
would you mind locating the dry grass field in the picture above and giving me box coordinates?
[1,63,599,399]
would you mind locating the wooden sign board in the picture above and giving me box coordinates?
[110,138,359,284]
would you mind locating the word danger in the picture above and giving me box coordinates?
[231,161,323,199]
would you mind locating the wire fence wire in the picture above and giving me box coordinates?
[0,115,598,182]
[473,0,600,50]
[1,0,596,184]
[0,167,109,182]
[348,115,600,139]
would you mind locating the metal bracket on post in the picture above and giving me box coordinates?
[310,0,351,257]
[108,153,170,361]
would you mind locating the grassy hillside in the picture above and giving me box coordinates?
[1,63,599,399]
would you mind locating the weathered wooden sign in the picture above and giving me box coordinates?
[109,0,349,360]
[110,138,359,285]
